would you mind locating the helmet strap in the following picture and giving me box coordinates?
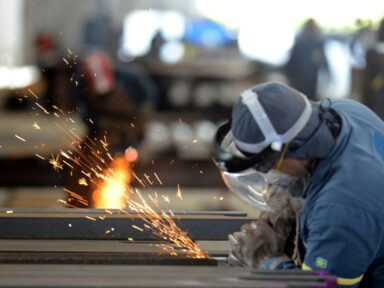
[274,142,290,171]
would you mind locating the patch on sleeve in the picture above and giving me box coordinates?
[374,132,384,161]
[315,257,328,269]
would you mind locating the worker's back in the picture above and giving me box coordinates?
[300,98,384,287]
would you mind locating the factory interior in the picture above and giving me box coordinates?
[0,0,384,287]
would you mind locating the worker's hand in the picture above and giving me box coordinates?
[228,213,292,269]
[125,147,138,166]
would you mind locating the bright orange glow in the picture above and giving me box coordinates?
[92,156,132,208]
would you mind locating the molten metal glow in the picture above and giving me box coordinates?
[92,156,131,209]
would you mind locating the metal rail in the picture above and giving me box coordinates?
[0,209,254,240]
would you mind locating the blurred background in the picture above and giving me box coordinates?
[1,0,384,215]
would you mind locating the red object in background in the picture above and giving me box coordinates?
[83,51,116,95]
[35,33,56,53]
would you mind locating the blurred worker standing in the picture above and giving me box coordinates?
[213,82,384,287]
[362,18,384,120]
[67,50,157,207]
[285,19,329,101]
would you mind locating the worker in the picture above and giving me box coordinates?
[212,82,384,287]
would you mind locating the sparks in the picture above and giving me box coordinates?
[35,102,50,115]
[35,153,45,160]
[49,154,63,171]
[127,195,207,259]
[32,122,41,130]
[85,216,97,221]
[28,89,38,99]
[154,172,163,185]
[21,100,207,259]
[14,134,26,142]
[132,224,144,232]
[176,184,183,200]
[78,178,88,186]
[162,195,170,203]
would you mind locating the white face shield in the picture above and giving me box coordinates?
[221,168,302,216]
[213,87,312,215]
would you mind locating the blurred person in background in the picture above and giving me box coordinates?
[35,32,74,111]
[285,19,329,101]
[362,18,384,120]
[67,50,157,207]
[349,19,376,69]
[213,82,384,287]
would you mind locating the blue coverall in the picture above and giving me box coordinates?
[300,99,384,287]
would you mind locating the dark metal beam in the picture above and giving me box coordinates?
[0,209,254,240]
[0,252,217,265]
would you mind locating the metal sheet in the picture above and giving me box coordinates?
[0,240,230,254]
[0,264,336,287]
[0,210,254,240]
[0,251,217,265]
[0,208,247,217]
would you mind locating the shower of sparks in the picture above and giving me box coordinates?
[127,190,207,259]
[23,79,207,260]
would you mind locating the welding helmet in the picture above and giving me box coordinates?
[213,82,336,212]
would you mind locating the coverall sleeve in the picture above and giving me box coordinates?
[302,203,382,287]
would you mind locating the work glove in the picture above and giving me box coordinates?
[228,212,294,269]
[264,180,305,219]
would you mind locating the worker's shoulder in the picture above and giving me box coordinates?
[332,98,384,128]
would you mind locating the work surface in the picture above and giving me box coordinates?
[0,264,337,288]
[0,209,337,287]
[0,239,337,288]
